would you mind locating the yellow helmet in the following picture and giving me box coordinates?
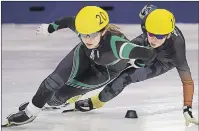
[75,6,109,34]
[145,9,175,35]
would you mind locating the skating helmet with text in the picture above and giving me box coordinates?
[75,6,109,34]
[145,9,175,35]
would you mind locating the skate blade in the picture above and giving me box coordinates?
[43,103,69,111]
[1,120,15,127]
[62,109,78,113]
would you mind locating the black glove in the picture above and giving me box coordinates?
[75,98,94,112]
[75,94,106,112]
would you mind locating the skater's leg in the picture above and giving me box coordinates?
[32,43,92,108]
[99,61,174,102]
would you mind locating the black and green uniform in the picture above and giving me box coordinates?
[31,17,156,107]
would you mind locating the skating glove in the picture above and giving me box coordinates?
[36,24,50,36]
[183,106,199,126]
[75,94,105,112]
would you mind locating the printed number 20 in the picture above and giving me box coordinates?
[96,12,107,25]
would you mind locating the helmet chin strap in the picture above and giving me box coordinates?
[93,34,103,48]
[95,30,108,48]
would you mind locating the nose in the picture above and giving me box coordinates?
[150,36,158,42]
[85,37,92,44]
[151,35,157,40]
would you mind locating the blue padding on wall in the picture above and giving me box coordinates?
[2,1,199,23]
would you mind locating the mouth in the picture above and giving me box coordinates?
[86,43,93,46]
[150,43,156,47]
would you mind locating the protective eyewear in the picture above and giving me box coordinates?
[148,32,168,39]
[79,32,100,39]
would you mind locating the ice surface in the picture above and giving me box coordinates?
[1,24,198,131]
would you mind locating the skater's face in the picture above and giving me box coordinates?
[147,32,168,48]
[80,32,102,49]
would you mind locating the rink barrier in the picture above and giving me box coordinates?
[2,1,199,23]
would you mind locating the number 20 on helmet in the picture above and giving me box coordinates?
[75,6,109,34]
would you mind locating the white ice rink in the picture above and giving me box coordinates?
[1,24,199,131]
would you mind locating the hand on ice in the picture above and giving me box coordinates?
[183,106,199,126]
[75,94,105,112]
[75,98,94,112]
[36,24,50,36]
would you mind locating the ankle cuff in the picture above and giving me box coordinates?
[25,101,42,117]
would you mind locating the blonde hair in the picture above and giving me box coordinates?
[104,24,124,35]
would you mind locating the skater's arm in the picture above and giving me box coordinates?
[48,16,76,33]
[174,37,194,107]
[176,61,194,106]
[111,35,156,61]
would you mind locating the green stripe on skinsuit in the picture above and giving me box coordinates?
[110,35,129,58]
[67,79,110,89]
[51,23,59,30]
[121,43,135,59]
[68,44,82,80]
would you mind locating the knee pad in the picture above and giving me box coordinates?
[100,73,132,102]
[44,73,65,92]
[46,93,66,106]
[130,67,152,82]
[111,73,132,94]
[32,74,65,108]
[110,75,128,95]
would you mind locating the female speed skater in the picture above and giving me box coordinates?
[3,6,157,127]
